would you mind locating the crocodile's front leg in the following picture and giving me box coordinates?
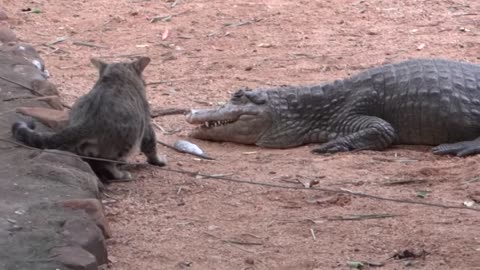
[312,116,395,154]
[432,138,480,157]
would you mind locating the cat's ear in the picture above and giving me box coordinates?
[90,58,107,74]
[131,57,151,74]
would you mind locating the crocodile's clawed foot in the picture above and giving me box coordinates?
[432,140,480,157]
[311,141,350,154]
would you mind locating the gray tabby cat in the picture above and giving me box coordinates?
[11,56,166,181]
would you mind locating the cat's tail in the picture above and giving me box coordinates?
[11,121,85,149]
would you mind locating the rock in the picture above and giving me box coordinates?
[13,43,42,62]
[31,150,102,197]
[1,42,46,76]
[1,42,43,63]
[36,95,65,111]
[245,258,255,265]
[0,26,16,42]
[16,106,69,129]
[0,35,105,270]
[51,246,98,270]
[61,218,108,265]
[32,79,59,96]
[57,198,112,239]
[12,64,46,80]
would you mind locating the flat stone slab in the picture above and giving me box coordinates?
[0,23,108,270]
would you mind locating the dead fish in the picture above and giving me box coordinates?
[173,139,214,160]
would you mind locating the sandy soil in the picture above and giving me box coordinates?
[5,0,480,269]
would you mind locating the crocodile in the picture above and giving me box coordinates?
[186,58,480,156]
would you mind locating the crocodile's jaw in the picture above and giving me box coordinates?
[186,107,272,145]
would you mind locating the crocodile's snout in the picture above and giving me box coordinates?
[185,108,218,124]
[185,109,197,123]
[185,99,273,145]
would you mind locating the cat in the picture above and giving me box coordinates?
[12,56,166,182]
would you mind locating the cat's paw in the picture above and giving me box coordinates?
[148,155,167,167]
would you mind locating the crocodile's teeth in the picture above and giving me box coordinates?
[201,119,236,128]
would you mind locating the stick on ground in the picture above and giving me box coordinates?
[72,41,109,49]
[151,108,188,118]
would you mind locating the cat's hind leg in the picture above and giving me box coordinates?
[141,124,167,166]
[87,160,132,182]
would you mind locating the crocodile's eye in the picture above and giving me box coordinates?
[231,89,246,104]
[232,89,244,98]
[245,91,266,105]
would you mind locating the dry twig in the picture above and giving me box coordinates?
[72,41,109,49]
[171,0,181,8]
[2,95,36,101]
[326,213,397,221]
[372,156,418,163]
[383,179,428,186]
[151,108,188,118]
[224,240,263,246]
[310,228,316,240]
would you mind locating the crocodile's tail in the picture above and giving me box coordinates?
[11,121,86,150]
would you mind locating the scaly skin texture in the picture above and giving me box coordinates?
[186,58,480,156]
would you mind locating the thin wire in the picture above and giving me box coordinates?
[0,137,478,212]
[0,74,37,93]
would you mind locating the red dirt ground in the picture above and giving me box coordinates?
[5,0,480,269]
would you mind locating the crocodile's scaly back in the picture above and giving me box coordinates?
[259,59,480,147]
[258,81,350,147]
[344,59,480,144]
[187,58,480,157]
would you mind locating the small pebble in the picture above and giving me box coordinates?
[245,258,255,265]
[0,26,16,42]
